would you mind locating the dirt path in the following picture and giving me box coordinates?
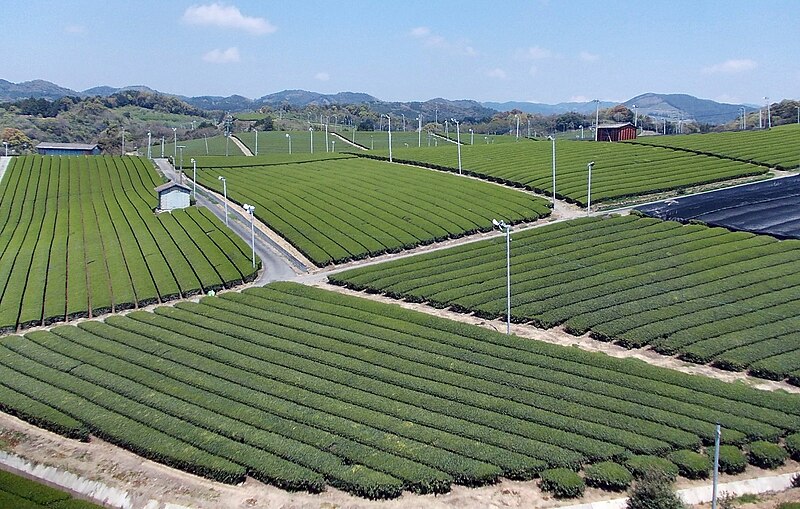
[230,135,254,156]
[0,156,11,183]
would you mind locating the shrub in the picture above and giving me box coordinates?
[626,468,685,509]
[539,468,585,499]
[585,461,633,491]
[626,455,679,481]
[748,441,787,469]
[785,432,800,461]
[713,445,747,475]
[777,504,800,509]
[667,450,711,479]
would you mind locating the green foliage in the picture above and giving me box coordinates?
[365,136,768,206]
[785,432,800,460]
[2,282,800,499]
[777,504,800,509]
[632,123,800,171]
[0,155,258,333]
[196,156,550,265]
[625,469,685,509]
[0,470,103,508]
[584,461,633,491]
[667,450,711,479]
[625,456,679,480]
[714,445,747,475]
[747,441,787,469]
[539,468,585,498]
[331,214,800,382]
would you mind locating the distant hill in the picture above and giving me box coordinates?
[0,79,80,101]
[256,90,379,107]
[0,79,763,124]
[82,85,159,97]
[623,93,744,124]
[482,100,616,115]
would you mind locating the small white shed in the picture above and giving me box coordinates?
[155,182,191,211]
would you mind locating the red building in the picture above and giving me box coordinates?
[595,122,637,142]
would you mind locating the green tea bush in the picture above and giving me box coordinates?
[667,450,711,479]
[714,445,747,475]
[748,441,787,469]
[785,432,800,461]
[625,455,679,480]
[584,461,633,491]
[539,468,585,498]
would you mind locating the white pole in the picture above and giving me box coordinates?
[286,133,291,154]
[309,126,314,154]
[243,204,256,268]
[633,105,637,128]
[191,158,196,199]
[765,97,771,128]
[219,176,228,226]
[254,129,258,156]
[418,115,422,147]
[549,136,556,209]
[161,137,165,158]
[515,114,520,141]
[173,127,177,161]
[332,140,335,153]
[453,119,462,174]
[587,161,594,214]
[383,114,392,162]
[470,128,474,145]
[712,424,721,509]
[147,131,152,159]
[594,100,600,141]
[325,123,329,152]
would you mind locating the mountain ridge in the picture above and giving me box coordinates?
[0,78,759,124]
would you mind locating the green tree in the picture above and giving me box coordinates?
[626,469,685,509]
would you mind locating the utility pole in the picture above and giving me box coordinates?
[593,99,600,141]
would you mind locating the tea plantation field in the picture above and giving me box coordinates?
[0,155,258,333]
[194,156,551,265]
[0,470,103,508]
[631,124,800,170]
[360,139,768,206]
[331,214,800,382]
[1,282,798,498]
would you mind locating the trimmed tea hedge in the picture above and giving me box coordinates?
[667,450,711,479]
[715,445,747,475]
[360,137,768,206]
[0,155,258,333]
[539,468,585,498]
[625,455,679,481]
[1,283,799,498]
[195,156,550,265]
[0,469,103,508]
[748,441,788,469]
[584,461,632,491]
[331,215,800,382]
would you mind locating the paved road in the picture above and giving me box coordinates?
[153,158,306,284]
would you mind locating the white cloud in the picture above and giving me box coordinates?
[409,26,478,56]
[486,68,507,79]
[579,51,599,62]
[518,45,553,60]
[183,3,276,35]
[64,24,85,34]
[703,59,757,74]
[314,72,330,82]
[202,47,240,64]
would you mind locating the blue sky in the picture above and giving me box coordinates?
[4,1,798,105]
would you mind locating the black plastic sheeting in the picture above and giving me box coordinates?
[636,176,800,240]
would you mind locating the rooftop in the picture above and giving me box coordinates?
[154,181,191,193]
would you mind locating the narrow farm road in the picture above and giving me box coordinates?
[153,158,306,284]
[0,156,11,182]
[230,135,254,156]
